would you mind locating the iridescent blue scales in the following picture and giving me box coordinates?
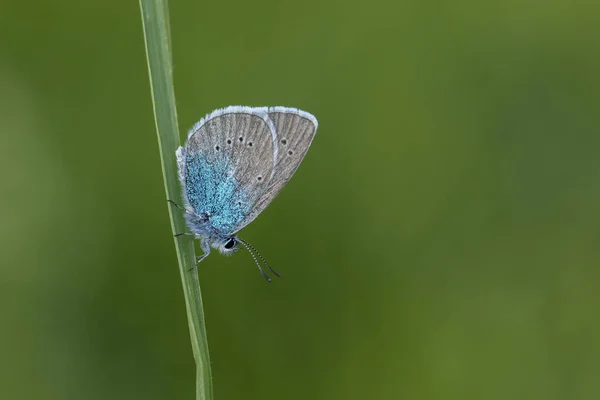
[174,106,318,281]
[183,152,251,234]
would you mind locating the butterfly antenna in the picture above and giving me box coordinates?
[238,239,272,282]
[238,238,280,278]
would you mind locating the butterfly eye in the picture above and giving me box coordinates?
[281,139,287,145]
[224,238,236,249]
[287,150,293,155]
[226,139,232,144]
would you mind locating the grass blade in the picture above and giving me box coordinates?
[138,1,213,399]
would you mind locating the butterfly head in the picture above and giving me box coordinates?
[215,236,240,255]
[214,235,281,282]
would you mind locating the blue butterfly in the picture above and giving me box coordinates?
[171,106,318,281]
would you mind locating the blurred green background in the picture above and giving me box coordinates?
[1,1,599,399]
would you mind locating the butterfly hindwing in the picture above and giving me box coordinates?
[178,106,277,234]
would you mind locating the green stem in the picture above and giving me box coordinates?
[138,1,213,399]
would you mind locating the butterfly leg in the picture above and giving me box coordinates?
[167,199,195,215]
[174,232,193,237]
[168,199,208,223]
[167,199,185,210]
[197,239,211,264]
[186,241,210,271]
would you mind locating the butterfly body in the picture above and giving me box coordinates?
[175,106,318,279]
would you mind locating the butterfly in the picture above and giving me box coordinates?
[171,106,318,281]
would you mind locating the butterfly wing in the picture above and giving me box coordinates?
[232,107,318,233]
[176,106,277,235]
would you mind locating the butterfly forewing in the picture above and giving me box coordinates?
[180,107,277,234]
[233,107,317,233]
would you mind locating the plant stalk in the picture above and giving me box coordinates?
[139,1,213,399]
